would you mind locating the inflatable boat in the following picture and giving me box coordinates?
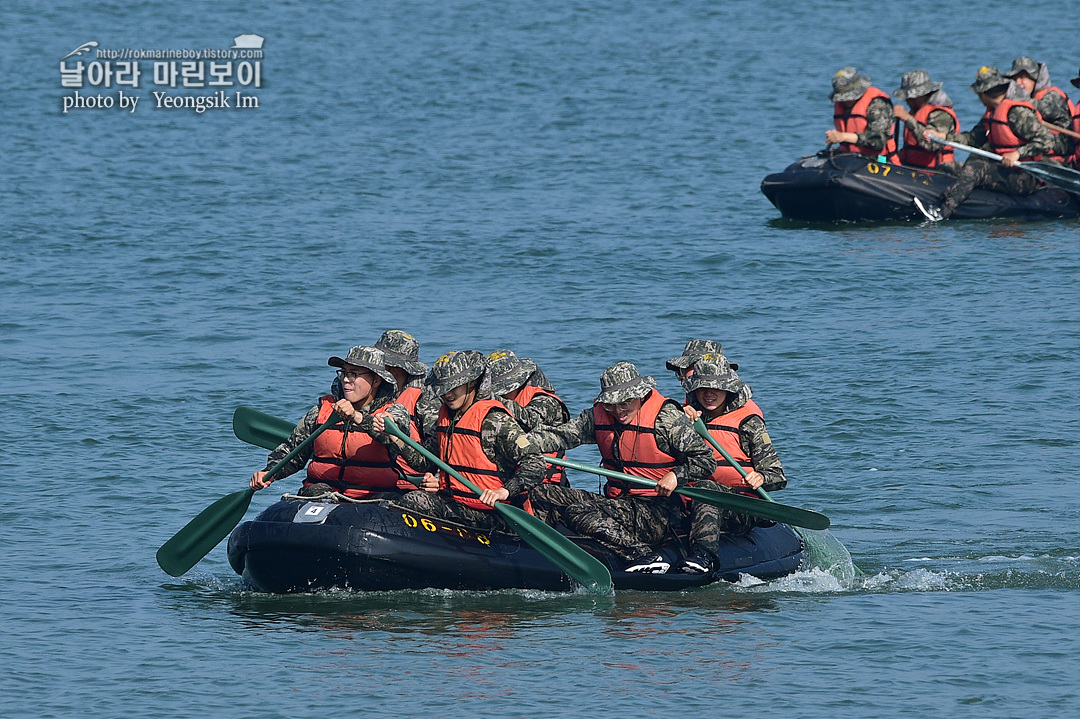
[761,151,1080,222]
[227,497,805,593]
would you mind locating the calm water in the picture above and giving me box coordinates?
[3,1,1080,716]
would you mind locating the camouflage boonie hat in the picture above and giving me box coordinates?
[666,339,738,372]
[594,362,657,405]
[893,70,943,101]
[682,354,743,394]
[486,349,538,396]
[425,350,487,397]
[374,330,429,377]
[1004,57,1040,80]
[327,346,397,387]
[830,67,871,103]
[970,66,1010,95]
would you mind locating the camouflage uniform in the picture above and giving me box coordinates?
[935,67,1056,219]
[893,71,961,174]
[680,357,787,559]
[263,347,412,496]
[392,351,547,532]
[526,363,715,562]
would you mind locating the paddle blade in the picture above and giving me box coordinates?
[156,488,255,577]
[495,503,612,595]
[676,486,830,531]
[1025,162,1080,195]
[233,406,294,450]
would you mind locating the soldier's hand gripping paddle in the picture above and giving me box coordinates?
[155,411,340,577]
[545,454,830,531]
[380,418,612,595]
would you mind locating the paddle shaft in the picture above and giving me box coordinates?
[1041,118,1080,141]
[261,412,340,486]
[691,418,772,501]
[381,418,486,497]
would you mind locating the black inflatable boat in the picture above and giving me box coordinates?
[227,498,805,593]
[761,151,1080,222]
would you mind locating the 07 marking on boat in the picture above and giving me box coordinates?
[865,162,892,177]
[400,512,490,546]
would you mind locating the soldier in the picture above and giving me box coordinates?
[526,362,715,574]
[826,67,899,162]
[249,346,412,499]
[1005,56,1075,160]
[677,355,787,574]
[373,330,433,477]
[486,349,571,485]
[374,350,547,533]
[915,67,1056,222]
[892,70,961,172]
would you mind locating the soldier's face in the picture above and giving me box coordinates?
[602,398,642,424]
[338,365,380,403]
[695,388,729,412]
[1015,74,1036,94]
[441,382,476,412]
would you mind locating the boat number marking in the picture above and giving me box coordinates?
[866,162,891,177]
[401,512,490,546]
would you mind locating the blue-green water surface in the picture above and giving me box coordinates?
[3,1,1079,717]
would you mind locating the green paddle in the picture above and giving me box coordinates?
[155,412,340,577]
[233,405,296,450]
[692,418,775,502]
[380,418,612,595]
[544,455,829,531]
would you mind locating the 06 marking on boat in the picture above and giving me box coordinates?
[401,512,490,546]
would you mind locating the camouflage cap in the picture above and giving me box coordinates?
[326,346,397,387]
[970,66,1010,95]
[486,349,538,397]
[594,362,657,405]
[374,330,429,377]
[893,70,943,101]
[666,339,738,372]
[682,354,743,394]
[425,350,488,397]
[830,67,871,103]
[1004,56,1040,80]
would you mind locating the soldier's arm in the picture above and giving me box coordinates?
[262,403,321,478]
[500,393,569,432]
[738,414,787,492]
[952,116,988,148]
[1010,105,1055,158]
[854,98,894,151]
[654,405,717,487]
[524,407,596,453]
[482,412,547,496]
[393,421,439,475]
[907,108,957,151]
[365,402,412,461]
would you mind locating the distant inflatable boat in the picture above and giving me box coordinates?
[227,498,805,593]
[761,151,1080,222]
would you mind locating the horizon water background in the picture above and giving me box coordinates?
[3,1,1079,716]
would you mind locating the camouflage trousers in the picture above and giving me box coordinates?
[395,490,508,533]
[942,155,1041,217]
[682,479,768,558]
[530,484,674,561]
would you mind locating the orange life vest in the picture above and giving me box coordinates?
[898,104,960,167]
[986,99,1046,161]
[436,399,511,511]
[305,395,401,499]
[594,390,679,498]
[700,399,763,494]
[1033,86,1075,162]
[513,385,569,485]
[834,86,900,162]
[393,386,425,478]
[1071,102,1080,168]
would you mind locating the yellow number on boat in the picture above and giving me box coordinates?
[402,513,418,528]
[881,165,891,177]
[421,518,437,532]
[477,534,490,545]
[867,162,879,174]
